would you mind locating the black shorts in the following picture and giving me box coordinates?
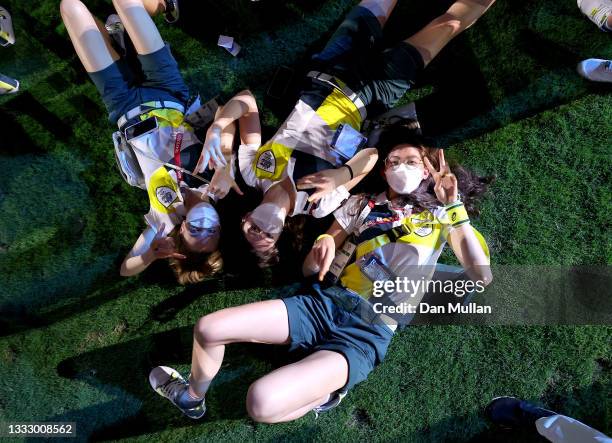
[310,5,425,118]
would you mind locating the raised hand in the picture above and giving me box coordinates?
[296,167,350,203]
[150,223,186,260]
[423,150,458,205]
[312,235,336,281]
[194,126,227,173]
[209,166,243,199]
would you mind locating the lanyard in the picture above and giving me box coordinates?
[173,126,185,182]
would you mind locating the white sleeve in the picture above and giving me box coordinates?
[238,143,261,189]
[333,195,363,234]
[312,185,350,218]
[130,226,157,257]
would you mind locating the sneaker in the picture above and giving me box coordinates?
[105,14,126,56]
[485,396,556,429]
[577,0,612,31]
[0,73,19,94]
[312,390,347,418]
[0,6,15,46]
[577,58,612,83]
[149,366,206,419]
[163,0,180,24]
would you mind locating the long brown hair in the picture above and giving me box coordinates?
[167,226,223,285]
[371,119,493,217]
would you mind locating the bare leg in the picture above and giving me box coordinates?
[143,0,166,16]
[112,0,164,55]
[406,0,496,67]
[246,350,349,423]
[188,299,290,398]
[60,0,119,72]
[360,0,398,28]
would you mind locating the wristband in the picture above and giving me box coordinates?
[444,201,470,228]
[316,234,333,242]
[342,164,354,180]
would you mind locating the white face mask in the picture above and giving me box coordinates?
[250,203,286,235]
[385,164,423,195]
[186,202,220,237]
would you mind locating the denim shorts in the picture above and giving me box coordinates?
[310,5,425,118]
[282,283,394,391]
[88,44,190,125]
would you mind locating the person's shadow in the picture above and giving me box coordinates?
[55,325,304,440]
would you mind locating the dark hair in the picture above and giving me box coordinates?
[167,226,223,285]
[370,119,493,217]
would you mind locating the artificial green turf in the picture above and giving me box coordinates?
[0,0,610,441]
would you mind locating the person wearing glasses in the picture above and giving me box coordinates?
[196,0,497,270]
[149,0,497,420]
[60,0,238,284]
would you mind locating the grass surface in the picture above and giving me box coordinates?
[0,0,611,442]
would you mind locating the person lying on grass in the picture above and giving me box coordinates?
[149,0,496,421]
[197,0,497,270]
[149,121,493,422]
[61,0,238,284]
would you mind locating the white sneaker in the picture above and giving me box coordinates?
[0,6,15,46]
[577,0,612,31]
[577,58,612,83]
[0,73,19,94]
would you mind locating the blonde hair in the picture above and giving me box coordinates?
[167,226,223,285]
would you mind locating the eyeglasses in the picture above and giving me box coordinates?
[243,218,275,240]
[187,223,219,237]
[385,157,423,168]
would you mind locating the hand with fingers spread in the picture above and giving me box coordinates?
[150,224,187,261]
[209,166,243,199]
[423,150,458,205]
[311,235,336,281]
[194,125,227,173]
[296,167,351,203]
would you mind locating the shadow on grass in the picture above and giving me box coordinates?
[175,0,329,43]
[56,326,299,440]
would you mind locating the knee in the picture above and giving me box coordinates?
[245,380,281,423]
[60,0,86,20]
[193,314,221,346]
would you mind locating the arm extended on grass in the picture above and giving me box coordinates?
[120,226,185,277]
[302,220,349,281]
[296,148,379,202]
[120,231,156,277]
[447,225,492,285]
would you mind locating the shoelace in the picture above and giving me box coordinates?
[159,376,186,401]
[105,22,123,34]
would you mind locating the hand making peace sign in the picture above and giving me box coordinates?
[423,150,458,205]
[150,223,187,260]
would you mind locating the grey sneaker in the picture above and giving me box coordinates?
[105,14,126,56]
[312,390,347,418]
[163,0,180,23]
[577,58,612,83]
[149,366,206,419]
